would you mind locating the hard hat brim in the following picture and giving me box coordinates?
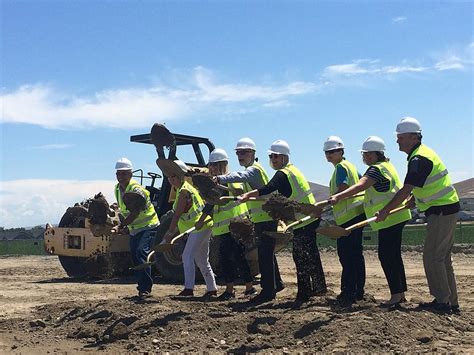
[267,150,289,155]
[156,159,187,177]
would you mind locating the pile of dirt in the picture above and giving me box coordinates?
[262,193,301,222]
[229,217,255,248]
[2,292,472,353]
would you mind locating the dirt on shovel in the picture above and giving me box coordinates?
[262,193,301,222]
[229,216,255,248]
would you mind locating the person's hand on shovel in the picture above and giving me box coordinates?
[163,228,178,244]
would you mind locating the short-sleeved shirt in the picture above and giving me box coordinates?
[363,165,390,193]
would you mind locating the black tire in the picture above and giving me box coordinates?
[58,256,88,278]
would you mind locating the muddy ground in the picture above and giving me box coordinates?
[0,249,472,353]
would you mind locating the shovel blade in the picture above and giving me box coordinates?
[130,261,154,271]
[316,226,349,239]
[264,231,293,239]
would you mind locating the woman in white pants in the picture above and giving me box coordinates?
[159,159,217,297]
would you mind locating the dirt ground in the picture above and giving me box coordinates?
[0,249,472,354]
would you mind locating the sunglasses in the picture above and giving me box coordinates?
[208,162,220,167]
[236,150,251,156]
[268,154,280,159]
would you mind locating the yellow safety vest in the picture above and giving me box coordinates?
[363,162,411,231]
[212,183,249,236]
[408,144,459,212]
[115,179,159,234]
[173,181,212,233]
[329,159,365,225]
[279,163,317,230]
[243,161,273,223]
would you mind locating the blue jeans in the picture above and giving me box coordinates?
[129,229,156,293]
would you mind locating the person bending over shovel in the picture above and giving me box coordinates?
[215,138,285,304]
[329,136,412,307]
[114,158,159,299]
[239,140,327,306]
[158,159,218,298]
[196,148,255,300]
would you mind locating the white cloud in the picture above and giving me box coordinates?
[392,16,407,23]
[31,144,74,150]
[323,61,429,77]
[0,179,116,228]
[0,67,319,130]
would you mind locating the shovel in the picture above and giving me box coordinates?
[316,205,408,239]
[129,227,196,271]
[264,215,315,239]
[297,193,365,216]
[155,226,196,252]
[219,196,265,202]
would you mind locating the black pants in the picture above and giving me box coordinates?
[255,220,284,297]
[219,232,253,284]
[378,221,407,294]
[292,220,326,299]
[337,213,366,299]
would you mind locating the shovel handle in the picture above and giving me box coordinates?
[346,205,408,232]
[170,226,196,244]
[314,192,365,208]
[284,215,313,232]
[219,196,260,202]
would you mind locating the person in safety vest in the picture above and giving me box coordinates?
[114,157,160,298]
[214,138,284,303]
[329,137,412,306]
[323,136,366,306]
[159,159,218,298]
[375,117,460,314]
[239,140,327,307]
[196,148,255,300]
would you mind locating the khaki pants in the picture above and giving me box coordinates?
[424,213,459,305]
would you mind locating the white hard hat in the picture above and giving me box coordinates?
[395,117,422,134]
[209,148,229,163]
[235,137,256,151]
[115,157,133,171]
[174,160,188,173]
[360,136,386,152]
[268,140,290,156]
[323,136,345,152]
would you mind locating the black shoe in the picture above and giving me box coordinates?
[451,305,461,315]
[217,291,235,301]
[337,296,356,307]
[244,287,257,296]
[418,299,438,309]
[418,299,451,313]
[312,287,327,296]
[250,292,275,304]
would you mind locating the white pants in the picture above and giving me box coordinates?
[182,229,217,291]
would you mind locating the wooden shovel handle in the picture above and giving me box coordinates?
[346,205,408,232]
[314,192,365,208]
[219,196,261,201]
[284,215,312,231]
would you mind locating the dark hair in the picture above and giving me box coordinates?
[375,151,389,162]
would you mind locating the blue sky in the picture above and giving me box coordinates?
[1,1,473,228]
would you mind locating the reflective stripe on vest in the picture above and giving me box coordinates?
[114,179,159,233]
[212,182,249,236]
[243,161,273,223]
[363,162,411,231]
[173,181,212,233]
[408,145,459,211]
[329,159,365,225]
[280,164,317,229]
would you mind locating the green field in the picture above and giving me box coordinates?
[317,221,474,248]
[0,222,473,255]
[0,240,46,256]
